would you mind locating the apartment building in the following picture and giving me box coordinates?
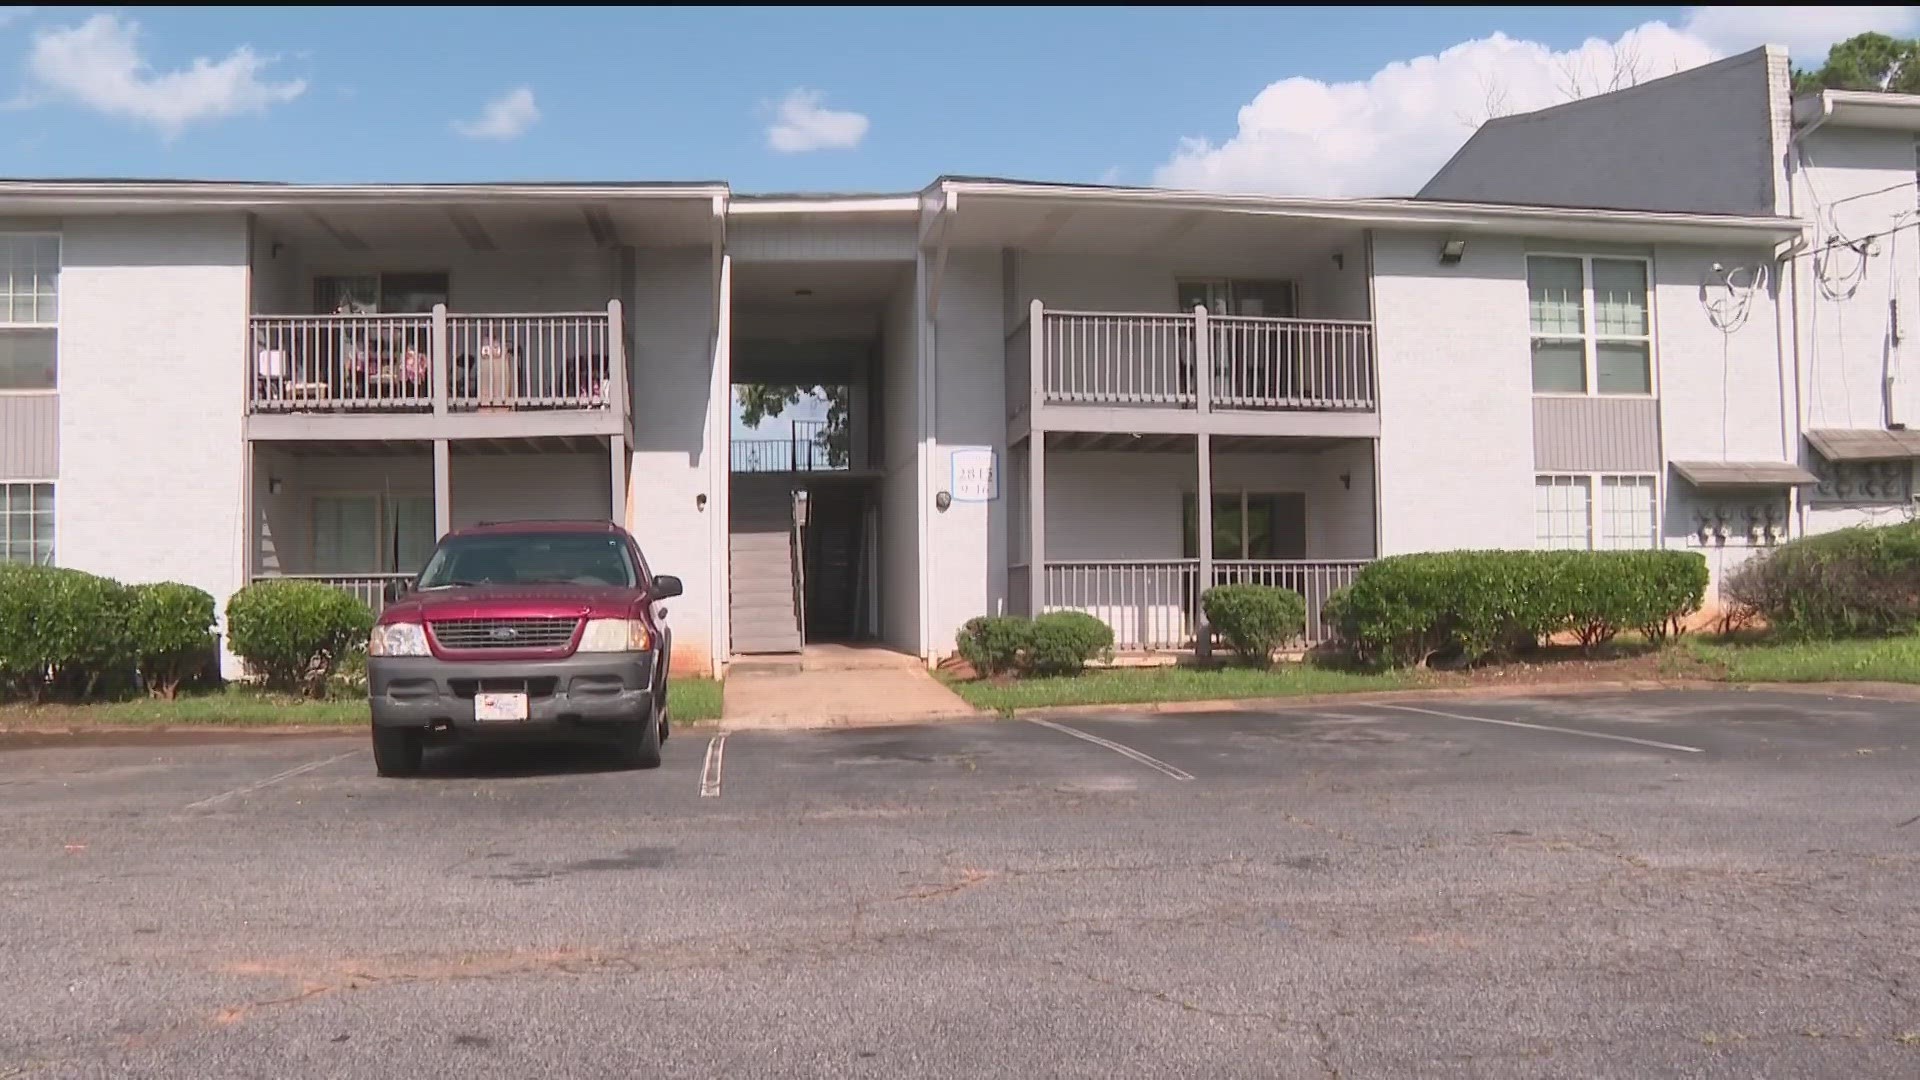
[1423,45,1920,566]
[0,165,1804,675]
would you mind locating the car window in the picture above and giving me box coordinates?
[417,534,638,588]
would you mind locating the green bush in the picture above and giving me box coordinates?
[1723,521,1920,638]
[1025,611,1114,676]
[956,615,1030,677]
[127,582,217,700]
[1202,583,1306,666]
[0,565,134,700]
[225,580,373,696]
[1332,549,1708,668]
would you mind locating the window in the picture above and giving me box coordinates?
[1182,492,1307,559]
[313,494,438,574]
[1176,279,1297,318]
[0,234,58,391]
[417,533,637,589]
[0,482,53,564]
[1527,255,1651,395]
[1535,474,1658,550]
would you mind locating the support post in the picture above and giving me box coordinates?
[1028,298,1047,618]
[1196,431,1213,660]
[606,299,628,431]
[433,439,451,539]
[1194,303,1211,415]
[609,433,627,529]
[430,303,448,416]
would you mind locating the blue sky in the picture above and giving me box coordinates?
[6,6,1913,197]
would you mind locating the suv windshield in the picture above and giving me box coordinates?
[416,533,638,589]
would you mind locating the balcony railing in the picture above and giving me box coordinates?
[249,302,624,416]
[1025,558,1367,651]
[250,572,414,613]
[1007,302,1376,418]
[730,421,843,473]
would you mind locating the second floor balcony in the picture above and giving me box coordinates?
[1006,302,1377,438]
[248,303,627,431]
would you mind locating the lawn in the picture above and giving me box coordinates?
[0,676,726,728]
[1680,634,1920,685]
[943,663,1418,714]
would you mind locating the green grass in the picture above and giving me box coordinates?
[1681,634,1920,685]
[1,675,726,728]
[942,663,1418,714]
[668,676,724,722]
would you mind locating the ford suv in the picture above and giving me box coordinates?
[366,520,681,777]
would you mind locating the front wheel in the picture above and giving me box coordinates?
[614,709,663,770]
[372,726,424,777]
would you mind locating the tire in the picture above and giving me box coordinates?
[372,726,424,778]
[614,707,664,770]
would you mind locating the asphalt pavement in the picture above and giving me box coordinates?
[2,687,1917,1078]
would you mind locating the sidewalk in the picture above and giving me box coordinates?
[720,644,978,730]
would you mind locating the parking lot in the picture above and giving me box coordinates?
[3,688,1918,1078]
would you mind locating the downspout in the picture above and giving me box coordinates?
[1784,94,1828,540]
[916,188,956,664]
[709,194,731,678]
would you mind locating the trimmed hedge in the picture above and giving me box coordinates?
[0,565,136,700]
[1330,550,1708,668]
[955,611,1114,678]
[128,582,218,699]
[1202,583,1306,666]
[226,580,373,696]
[1722,520,1920,638]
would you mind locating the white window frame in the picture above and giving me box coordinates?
[0,232,60,395]
[1535,472,1662,550]
[1526,252,1657,399]
[0,479,55,565]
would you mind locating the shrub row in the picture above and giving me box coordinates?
[1722,520,1920,638]
[0,566,217,700]
[1326,550,1708,668]
[1201,584,1306,666]
[957,611,1114,677]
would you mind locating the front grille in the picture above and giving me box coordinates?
[449,677,559,699]
[429,617,580,651]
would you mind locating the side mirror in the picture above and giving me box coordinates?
[651,574,683,599]
[381,579,411,605]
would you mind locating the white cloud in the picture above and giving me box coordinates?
[765,89,869,153]
[1153,7,1920,197]
[452,87,539,141]
[17,14,305,138]
[0,8,34,29]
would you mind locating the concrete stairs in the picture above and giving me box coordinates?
[730,484,803,654]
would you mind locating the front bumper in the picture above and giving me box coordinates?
[369,651,657,735]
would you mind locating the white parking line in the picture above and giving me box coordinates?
[1365,703,1705,754]
[700,735,727,798]
[1025,718,1195,780]
[185,748,365,810]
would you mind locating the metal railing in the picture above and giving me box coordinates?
[1209,316,1375,410]
[447,312,613,411]
[1038,559,1366,650]
[730,421,841,473]
[249,314,435,411]
[248,303,623,416]
[250,572,415,613]
[1022,303,1378,414]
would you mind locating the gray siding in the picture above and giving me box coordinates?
[0,394,57,479]
[1532,397,1661,472]
[1419,48,1781,215]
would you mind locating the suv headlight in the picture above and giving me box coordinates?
[578,618,652,652]
[370,622,430,657]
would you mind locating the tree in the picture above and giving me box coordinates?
[1793,32,1920,95]
[735,383,852,466]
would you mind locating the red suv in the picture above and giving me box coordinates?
[366,520,681,777]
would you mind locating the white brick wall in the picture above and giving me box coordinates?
[928,250,1007,659]
[58,214,251,667]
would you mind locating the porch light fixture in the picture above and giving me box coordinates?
[1438,238,1467,265]
[1331,252,1344,270]
[1339,472,1351,490]
[267,477,283,495]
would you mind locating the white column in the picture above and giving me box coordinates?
[1196,431,1213,660]
[1028,299,1047,618]
[433,439,451,539]
[609,433,627,528]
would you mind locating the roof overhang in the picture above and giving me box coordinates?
[1672,460,1818,489]
[1794,90,1920,133]
[1806,427,1920,461]
[929,179,1804,250]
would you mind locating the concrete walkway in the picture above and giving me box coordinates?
[720,643,978,730]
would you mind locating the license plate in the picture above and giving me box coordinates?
[474,692,529,722]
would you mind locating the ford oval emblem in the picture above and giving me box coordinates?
[490,626,518,641]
